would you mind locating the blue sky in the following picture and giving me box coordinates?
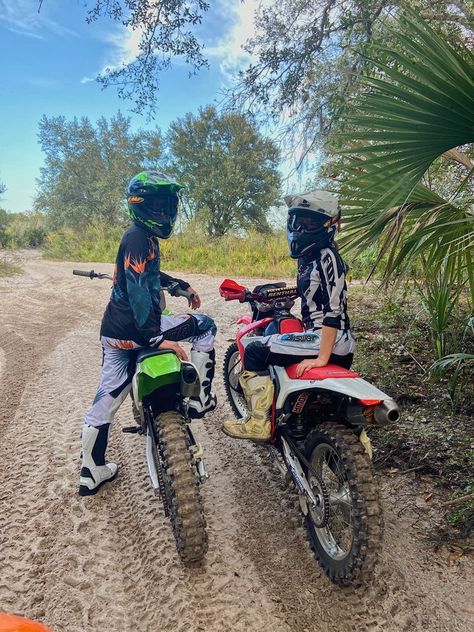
[0,0,263,212]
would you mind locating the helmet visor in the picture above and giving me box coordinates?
[147,193,178,221]
[287,212,322,234]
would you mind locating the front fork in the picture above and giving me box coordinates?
[185,424,209,482]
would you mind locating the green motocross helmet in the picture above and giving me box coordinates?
[127,170,183,238]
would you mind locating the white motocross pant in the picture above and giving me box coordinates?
[84,313,216,428]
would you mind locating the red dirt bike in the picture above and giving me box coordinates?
[220,278,400,585]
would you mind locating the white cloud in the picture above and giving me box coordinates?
[81,22,144,83]
[0,0,78,39]
[205,0,269,78]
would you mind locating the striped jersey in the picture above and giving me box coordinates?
[297,246,351,332]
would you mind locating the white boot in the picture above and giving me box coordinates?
[188,350,217,419]
[79,424,118,496]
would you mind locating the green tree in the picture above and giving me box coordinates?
[232,0,473,165]
[35,112,163,230]
[167,106,281,237]
[75,2,472,143]
[83,0,210,112]
[338,11,474,303]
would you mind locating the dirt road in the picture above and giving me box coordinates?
[0,251,472,632]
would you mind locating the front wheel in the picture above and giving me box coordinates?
[223,342,248,419]
[156,411,208,565]
[304,423,382,585]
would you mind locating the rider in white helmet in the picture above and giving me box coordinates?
[223,190,355,441]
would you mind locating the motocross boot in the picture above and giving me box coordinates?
[223,371,273,441]
[188,349,217,418]
[79,423,118,496]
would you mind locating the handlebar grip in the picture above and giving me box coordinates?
[73,269,95,278]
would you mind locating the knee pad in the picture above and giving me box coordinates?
[193,314,217,337]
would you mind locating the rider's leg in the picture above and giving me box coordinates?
[223,341,274,440]
[159,313,217,418]
[223,334,341,440]
[245,338,355,372]
[188,315,217,418]
[80,339,137,496]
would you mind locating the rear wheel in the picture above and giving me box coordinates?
[304,423,382,585]
[223,342,248,419]
[156,410,208,565]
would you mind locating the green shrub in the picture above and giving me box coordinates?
[0,211,47,248]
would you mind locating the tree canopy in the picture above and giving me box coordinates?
[35,112,162,229]
[167,106,281,236]
[84,0,210,112]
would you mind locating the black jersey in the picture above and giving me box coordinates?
[100,223,189,346]
[297,246,351,332]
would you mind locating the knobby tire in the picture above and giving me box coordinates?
[156,410,208,565]
[304,422,383,585]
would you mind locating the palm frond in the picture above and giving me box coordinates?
[337,10,474,290]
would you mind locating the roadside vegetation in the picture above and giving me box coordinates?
[1,3,472,545]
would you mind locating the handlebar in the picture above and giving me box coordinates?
[73,269,196,302]
[73,269,112,280]
[166,281,196,302]
[223,286,298,304]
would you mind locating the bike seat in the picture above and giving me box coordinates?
[285,363,359,380]
[136,348,176,362]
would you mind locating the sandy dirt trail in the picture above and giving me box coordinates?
[0,251,472,632]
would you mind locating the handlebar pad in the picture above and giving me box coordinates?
[73,269,95,278]
[261,286,298,299]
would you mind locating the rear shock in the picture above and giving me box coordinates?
[287,413,308,445]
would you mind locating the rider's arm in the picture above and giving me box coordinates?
[159,271,190,290]
[305,248,346,368]
[160,272,201,310]
[318,326,338,363]
[318,248,346,331]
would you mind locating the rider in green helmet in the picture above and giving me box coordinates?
[79,171,217,496]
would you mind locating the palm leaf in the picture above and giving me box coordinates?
[337,10,474,293]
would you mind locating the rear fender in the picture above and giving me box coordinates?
[273,365,389,410]
[134,353,182,402]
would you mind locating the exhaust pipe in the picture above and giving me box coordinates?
[374,399,400,425]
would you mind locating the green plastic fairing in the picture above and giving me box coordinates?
[136,353,181,399]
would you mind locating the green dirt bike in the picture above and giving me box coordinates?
[73,269,208,565]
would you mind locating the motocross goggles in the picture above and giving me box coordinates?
[287,209,337,259]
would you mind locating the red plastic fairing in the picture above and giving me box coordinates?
[237,314,252,325]
[279,318,304,333]
[285,364,359,380]
[236,317,274,364]
[219,278,247,301]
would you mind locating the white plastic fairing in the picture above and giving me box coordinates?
[274,366,390,409]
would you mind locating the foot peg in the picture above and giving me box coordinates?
[122,425,143,434]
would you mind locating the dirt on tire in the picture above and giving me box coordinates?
[158,410,208,564]
[0,251,472,632]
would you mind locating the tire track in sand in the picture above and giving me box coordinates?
[0,323,289,632]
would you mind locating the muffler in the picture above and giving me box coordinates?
[374,399,400,425]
